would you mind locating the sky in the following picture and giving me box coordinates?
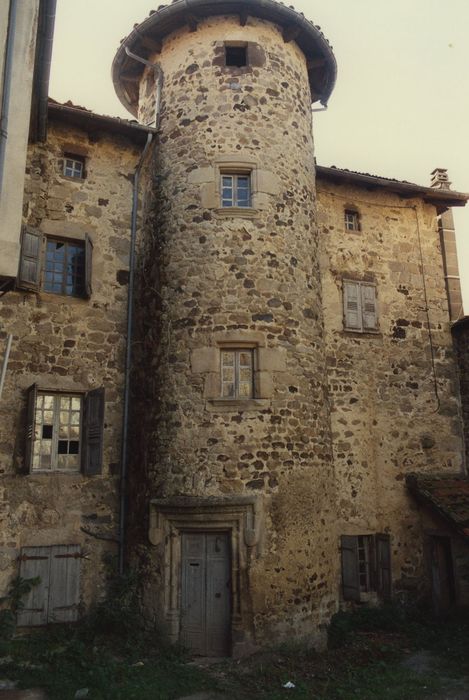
[49,0,469,312]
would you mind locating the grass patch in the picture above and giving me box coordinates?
[0,624,213,700]
[2,593,469,699]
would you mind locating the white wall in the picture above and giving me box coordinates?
[0,0,40,279]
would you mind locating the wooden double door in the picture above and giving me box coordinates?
[180,532,231,656]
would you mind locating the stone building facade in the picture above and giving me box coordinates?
[0,0,468,655]
[453,318,469,468]
[109,0,468,655]
[0,104,148,623]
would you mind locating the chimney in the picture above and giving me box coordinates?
[430,167,452,190]
[431,168,463,322]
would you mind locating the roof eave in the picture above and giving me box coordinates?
[112,0,337,117]
[47,102,156,144]
[316,165,469,208]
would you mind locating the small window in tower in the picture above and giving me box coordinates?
[225,44,247,67]
[221,349,254,399]
[221,173,251,208]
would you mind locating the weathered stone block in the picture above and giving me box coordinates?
[255,371,274,399]
[191,346,219,373]
[258,347,287,372]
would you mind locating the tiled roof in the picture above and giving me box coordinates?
[47,99,155,144]
[406,473,469,539]
[112,0,337,115]
[316,166,469,207]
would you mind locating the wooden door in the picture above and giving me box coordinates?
[430,536,455,616]
[181,532,231,656]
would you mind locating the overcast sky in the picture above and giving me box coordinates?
[49,0,469,312]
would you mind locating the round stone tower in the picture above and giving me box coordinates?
[113,0,338,655]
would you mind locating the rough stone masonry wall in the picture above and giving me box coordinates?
[0,119,140,608]
[131,16,337,647]
[452,321,469,469]
[318,180,465,597]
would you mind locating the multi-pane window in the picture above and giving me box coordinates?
[18,228,92,298]
[341,534,392,602]
[44,239,86,297]
[221,174,251,208]
[343,280,378,333]
[344,210,360,231]
[33,393,82,472]
[357,535,372,592]
[63,155,84,179]
[221,349,254,399]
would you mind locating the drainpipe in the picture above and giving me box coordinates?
[0,334,13,401]
[119,51,163,575]
[0,0,18,193]
[118,132,152,576]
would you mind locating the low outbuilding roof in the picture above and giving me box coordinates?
[112,0,337,116]
[406,473,469,540]
[48,100,155,144]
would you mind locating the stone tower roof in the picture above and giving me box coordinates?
[112,0,337,116]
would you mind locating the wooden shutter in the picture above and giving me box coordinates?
[340,535,360,601]
[82,388,105,475]
[17,227,43,291]
[84,234,93,298]
[17,547,51,627]
[343,281,362,331]
[24,384,38,473]
[48,545,81,623]
[361,284,378,331]
[375,534,392,599]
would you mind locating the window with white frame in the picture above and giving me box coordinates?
[221,173,251,208]
[32,393,82,472]
[63,155,85,179]
[25,385,105,475]
[221,349,254,399]
[343,280,378,332]
[344,209,360,231]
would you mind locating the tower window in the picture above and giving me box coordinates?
[221,349,254,399]
[221,173,251,208]
[225,45,247,67]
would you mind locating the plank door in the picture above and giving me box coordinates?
[181,532,231,656]
[430,535,455,615]
[17,547,51,627]
[49,545,81,622]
